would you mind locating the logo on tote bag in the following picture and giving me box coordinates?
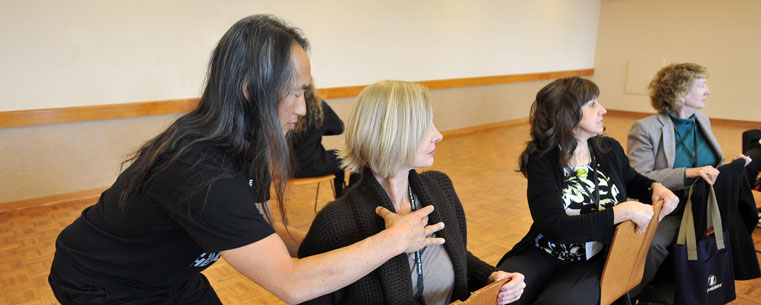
[707,275,722,292]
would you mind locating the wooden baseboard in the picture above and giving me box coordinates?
[0,187,107,214]
[604,110,652,120]
[605,110,761,129]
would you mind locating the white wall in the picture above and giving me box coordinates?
[0,0,600,111]
[593,0,761,121]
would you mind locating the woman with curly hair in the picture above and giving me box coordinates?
[497,77,678,305]
[626,63,751,298]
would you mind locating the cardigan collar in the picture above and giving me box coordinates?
[351,166,459,304]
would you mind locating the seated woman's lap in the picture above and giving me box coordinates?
[498,245,604,305]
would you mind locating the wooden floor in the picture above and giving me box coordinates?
[1,113,760,304]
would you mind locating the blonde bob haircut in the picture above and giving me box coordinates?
[649,63,709,114]
[340,80,433,178]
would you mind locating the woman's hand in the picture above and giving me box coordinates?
[489,271,526,305]
[734,154,752,167]
[375,206,445,253]
[686,165,720,185]
[650,182,679,221]
[613,201,654,234]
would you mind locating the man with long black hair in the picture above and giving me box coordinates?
[48,15,444,304]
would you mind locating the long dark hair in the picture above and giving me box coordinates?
[120,15,309,226]
[518,77,600,177]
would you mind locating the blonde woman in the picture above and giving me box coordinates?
[298,80,526,305]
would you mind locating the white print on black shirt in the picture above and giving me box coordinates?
[190,252,220,267]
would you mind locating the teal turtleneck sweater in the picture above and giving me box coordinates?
[669,113,719,183]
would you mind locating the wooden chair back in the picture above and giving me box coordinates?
[599,200,663,305]
[448,279,508,305]
[290,174,335,213]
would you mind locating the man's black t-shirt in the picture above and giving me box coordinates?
[52,156,275,295]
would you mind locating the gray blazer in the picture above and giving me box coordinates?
[626,112,723,191]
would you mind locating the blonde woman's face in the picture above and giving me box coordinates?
[682,78,710,112]
[408,122,443,169]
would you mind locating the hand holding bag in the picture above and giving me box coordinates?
[673,182,735,305]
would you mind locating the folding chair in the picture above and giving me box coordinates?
[291,174,336,213]
[448,279,508,305]
[599,200,663,305]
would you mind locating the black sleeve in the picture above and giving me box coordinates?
[161,176,275,252]
[526,152,615,244]
[466,251,496,291]
[608,138,655,203]
[321,103,344,136]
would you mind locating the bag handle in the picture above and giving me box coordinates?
[707,184,726,250]
[676,181,725,261]
[676,182,698,260]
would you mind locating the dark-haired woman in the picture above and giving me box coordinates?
[496,77,678,305]
[291,85,358,197]
[48,15,443,305]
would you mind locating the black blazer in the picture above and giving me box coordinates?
[499,137,654,266]
[688,158,760,280]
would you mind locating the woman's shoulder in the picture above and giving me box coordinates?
[597,136,625,155]
[313,184,381,223]
[418,170,457,192]
[694,111,713,126]
[631,113,666,132]
[419,170,450,182]
[526,147,559,168]
[598,136,622,147]
[300,187,376,256]
[315,192,360,217]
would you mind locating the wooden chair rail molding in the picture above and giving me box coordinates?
[0,69,593,129]
[605,110,761,129]
[0,187,108,214]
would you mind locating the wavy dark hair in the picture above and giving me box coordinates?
[518,77,601,177]
[293,83,324,133]
[119,15,308,226]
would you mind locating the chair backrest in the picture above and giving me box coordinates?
[290,174,336,186]
[599,200,663,305]
[448,279,508,305]
[289,174,336,213]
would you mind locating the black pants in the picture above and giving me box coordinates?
[498,245,605,305]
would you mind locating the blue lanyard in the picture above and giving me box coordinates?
[409,184,426,304]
